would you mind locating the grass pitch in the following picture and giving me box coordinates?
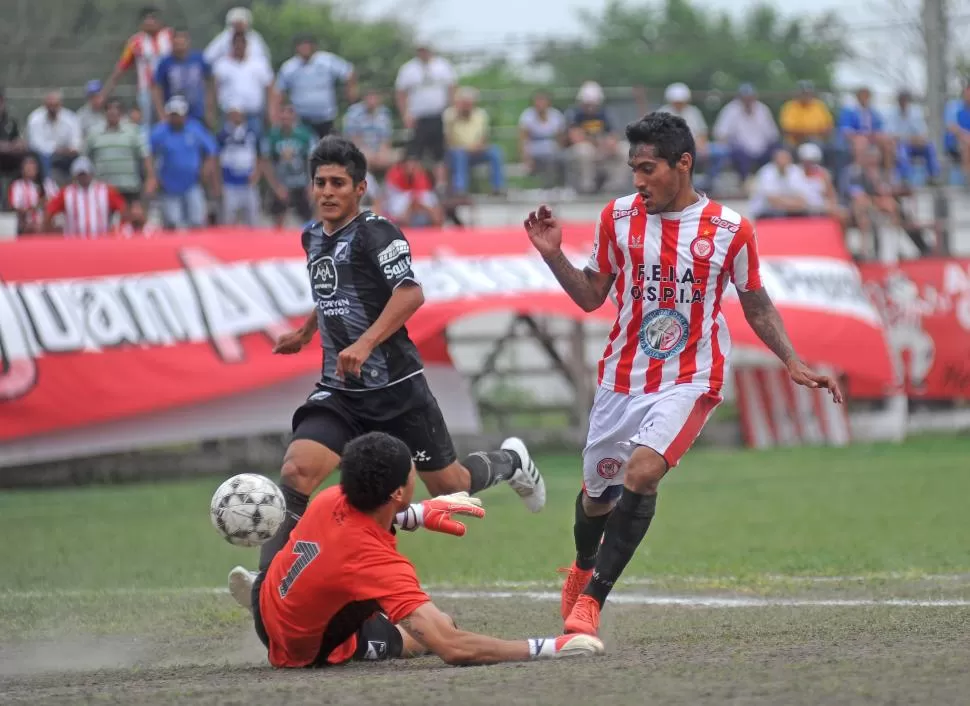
[2,436,970,704]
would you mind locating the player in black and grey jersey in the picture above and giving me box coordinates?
[227,136,546,610]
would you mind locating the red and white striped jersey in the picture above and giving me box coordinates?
[587,193,763,396]
[45,182,127,238]
[117,28,174,92]
[8,178,60,229]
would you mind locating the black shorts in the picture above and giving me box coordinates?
[252,572,403,667]
[269,187,312,221]
[412,116,445,164]
[291,373,457,472]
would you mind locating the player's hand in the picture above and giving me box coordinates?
[523,204,563,258]
[786,358,844,404]
[273,329,312,355]
[396,492,485,537]
[336,339,374,379]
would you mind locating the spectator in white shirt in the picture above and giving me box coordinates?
[394,45,456,187]
[888,90,941,184]
[204,7,271,67]
[749,147,825,220]
[518,91,567,187]
[660,82,727,193]
[26,91,82,181]
[712,84,780,182]
[212,32,274,135]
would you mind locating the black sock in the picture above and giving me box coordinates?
[258,483,310,572]
[464,450,521,495]
[574,491,610,570]
[583,489,657,607]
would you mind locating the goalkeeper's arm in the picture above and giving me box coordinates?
[398,602,603,666]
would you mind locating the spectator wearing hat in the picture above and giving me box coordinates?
[797,142,846,223]
[213,32,274,136]
[780,81,835,148]
[76,80,108,142]
[660,82,727,193]
[204,7,271,67]
[148,96,219,230]
[394,45,457,188]
[887,90,940,184]
[383,146,444,228]
[44,156,127,238]
[86,98,149,205]
[443,86,505,196]
[712,84,780,182]
[0,89,28,207]
[26,90,82,182]
[565,81,623,194]
[153,28,215,128]
[272,35,356,140]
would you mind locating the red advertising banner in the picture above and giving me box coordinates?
[0,218,894,442]
[858,259,970,399]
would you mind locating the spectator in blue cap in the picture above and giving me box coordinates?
[77,80,108,142]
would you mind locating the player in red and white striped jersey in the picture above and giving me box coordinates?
[44,157,127,238]
[8,155,59,234]
[524,112,843,637]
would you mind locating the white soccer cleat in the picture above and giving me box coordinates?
[502,437,546,513]
[228,565,258,612]
[554,633,606,658]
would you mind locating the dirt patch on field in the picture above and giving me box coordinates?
[2,597,970,705]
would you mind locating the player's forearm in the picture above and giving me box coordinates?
[358,284,423,347]
[739,288,797,364]
[542,249,604,312]
[300,312,319,338]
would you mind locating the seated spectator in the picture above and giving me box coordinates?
[748,147,825,220]
[797,142,846,224]
[44,157,127,238]
[443,87,505,196]
[383,147,444,228]
[77,80,108,142]
[204,7,271,67]
[273,35,356,140]
[264,104,315,227]
[26,90,82,181]
[0,90,28,206]
[838,87,893,171]
[888,90,940,184]
[946,83,970,183]
[212,32,273,136]
[839,145,907,258]
[115,199,158,237]
[148,96,219,230]
[8,155,59,235]
[565,81,622,194]
[660,82,726,193]
[518,90,566,188]
[712,84,779,183]
[218,106,286,227]
[154,28,215,128]
[343,88,396,175]
[780,81,835,148]
[86,98,148,204]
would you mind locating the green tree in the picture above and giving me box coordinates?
[533,0,847,115]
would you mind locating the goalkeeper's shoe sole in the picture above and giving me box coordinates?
[502,437,546,513]
[228,565,258,612]
[554,633,606,658]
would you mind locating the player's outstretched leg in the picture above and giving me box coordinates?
[565,447,663,636]
[460,437,545,512]
[560,489,614,619]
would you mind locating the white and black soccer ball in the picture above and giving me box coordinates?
[210,473,287,547]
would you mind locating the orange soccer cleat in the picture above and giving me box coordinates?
[558,563,594,620]
[564,594,601,636]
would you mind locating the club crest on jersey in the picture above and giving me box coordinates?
[612,207,639,220]
[638,308,690,360]
[333,241,351,262]
[709,215,740,233]
[310,256,338,299]
[690,236,715,261]
[597,457,622,479]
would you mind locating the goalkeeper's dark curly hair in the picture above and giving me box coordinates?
[340,432,414,512]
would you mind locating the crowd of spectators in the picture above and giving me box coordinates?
[0,3,962,257]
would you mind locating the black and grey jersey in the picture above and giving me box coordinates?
[301,210,423,391]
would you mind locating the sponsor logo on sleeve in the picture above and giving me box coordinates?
[377,239,411,266]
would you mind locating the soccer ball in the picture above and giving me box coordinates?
[210,474,287,547]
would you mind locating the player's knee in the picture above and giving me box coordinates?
[624,451,668,495]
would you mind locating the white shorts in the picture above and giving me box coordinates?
[582,384,722,501]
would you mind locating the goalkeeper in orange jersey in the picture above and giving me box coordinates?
[241,431,605,668]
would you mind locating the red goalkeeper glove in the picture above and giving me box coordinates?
[395,492,485,537]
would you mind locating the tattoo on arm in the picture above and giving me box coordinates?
[738,288,796,364]
[543,251,614,312]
